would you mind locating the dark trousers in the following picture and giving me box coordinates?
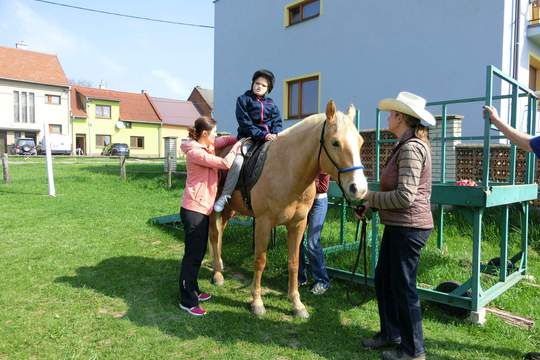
[374,225,431,357]
[179,207,209,308]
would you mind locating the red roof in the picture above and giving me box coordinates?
[150,97,200,127]
[70,86,161,123]
[0,46,68,87]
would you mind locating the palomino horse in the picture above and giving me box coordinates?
[209,100,368,318]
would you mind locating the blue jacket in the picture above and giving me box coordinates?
[236,90,283,141]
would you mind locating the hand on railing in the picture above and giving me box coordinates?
[482,105,500,124]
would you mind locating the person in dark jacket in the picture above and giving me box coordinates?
[214,69,283,212]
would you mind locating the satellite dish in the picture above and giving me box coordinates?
[115,121,125,129]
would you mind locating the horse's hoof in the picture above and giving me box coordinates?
[212,273,225,286]
[294,308,310,319]
[251,304,266,317]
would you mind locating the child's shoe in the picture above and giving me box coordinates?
[214,195,231,213]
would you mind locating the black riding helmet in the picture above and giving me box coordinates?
[251,69,275,93]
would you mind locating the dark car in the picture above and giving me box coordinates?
[13,138,37,156]
[101,143,130,157]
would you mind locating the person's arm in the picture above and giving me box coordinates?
[367,142,425,209]
[214,135,237,149]
[187,143,241,170]
[236,97,267,141]
[483,105,532,152]
[269,102,283,134]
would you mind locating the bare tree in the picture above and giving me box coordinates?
[68,79,94,87]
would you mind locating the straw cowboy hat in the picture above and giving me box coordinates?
[378,91,436,126]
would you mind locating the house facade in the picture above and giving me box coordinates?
[214,0,540,136]
[0,45,70,153]
[70,87,161,157]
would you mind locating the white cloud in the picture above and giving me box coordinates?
[151,69,190,98]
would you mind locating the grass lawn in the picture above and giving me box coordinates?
[1,157,539,359]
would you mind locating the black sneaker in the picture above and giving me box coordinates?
[361,332,401,350]
[381,349,426,360]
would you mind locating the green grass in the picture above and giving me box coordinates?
[1,157,539,359]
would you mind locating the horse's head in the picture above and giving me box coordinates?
[318,100,368,201]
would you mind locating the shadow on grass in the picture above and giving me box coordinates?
[55,255,375,359]
[55,255,525,360]
[0,187,47,196]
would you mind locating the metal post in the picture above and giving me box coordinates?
[375,109,381,182]
[471,208,484,312]
[43,124,56,197]
[521,202,529,273]
[500,206,509,282]
[167,155,173,189]
[482,66,493,188]
[437,206,444,250]
[527,97,537,184]
[340,198,346,245]
[119,156,126,181]
[508,84,518,184]
[440,104,448,183]
[2,153,10,184]
[437,104,447,250]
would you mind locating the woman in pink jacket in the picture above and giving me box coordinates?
[179,116,240,316]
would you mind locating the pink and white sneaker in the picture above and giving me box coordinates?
[179,303,207,317]
[197,293,212,302]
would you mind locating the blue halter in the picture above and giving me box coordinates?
[317,119,365,203]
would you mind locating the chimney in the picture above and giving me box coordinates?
[98,80,106,89]
[15,41,28,50]
[141,89,148,94]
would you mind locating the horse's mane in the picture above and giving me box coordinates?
[279,111,350,138]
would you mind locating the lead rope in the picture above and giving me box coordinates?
[346,210,369,307]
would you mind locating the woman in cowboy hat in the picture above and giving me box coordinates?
[359,92,435,360]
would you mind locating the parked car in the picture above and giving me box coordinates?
[13,138,37,156]
[37,134,72,155]
[101,143,130,157]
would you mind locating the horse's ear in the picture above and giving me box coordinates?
[345,104,356,120]
[326,100,337,123]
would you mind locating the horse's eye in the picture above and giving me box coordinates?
[332,140,340,147]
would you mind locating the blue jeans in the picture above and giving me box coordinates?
[375,225,432,357]
[298,196,330,287]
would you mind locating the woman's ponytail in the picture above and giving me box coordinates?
[188,116,217,141]
[403,113,430,146]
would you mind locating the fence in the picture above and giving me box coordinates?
[1,154,186,190]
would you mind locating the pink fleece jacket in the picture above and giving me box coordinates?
[180,135,239,215]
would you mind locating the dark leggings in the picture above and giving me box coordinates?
[179,207,209,308]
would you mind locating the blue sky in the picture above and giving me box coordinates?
[0,0,214,99]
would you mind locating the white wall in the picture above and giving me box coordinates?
[0,79,70,143]
[214,0,517,137]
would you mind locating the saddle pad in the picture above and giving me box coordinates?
[237,140,271,210]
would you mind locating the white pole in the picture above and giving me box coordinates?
[43,123,56,197]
